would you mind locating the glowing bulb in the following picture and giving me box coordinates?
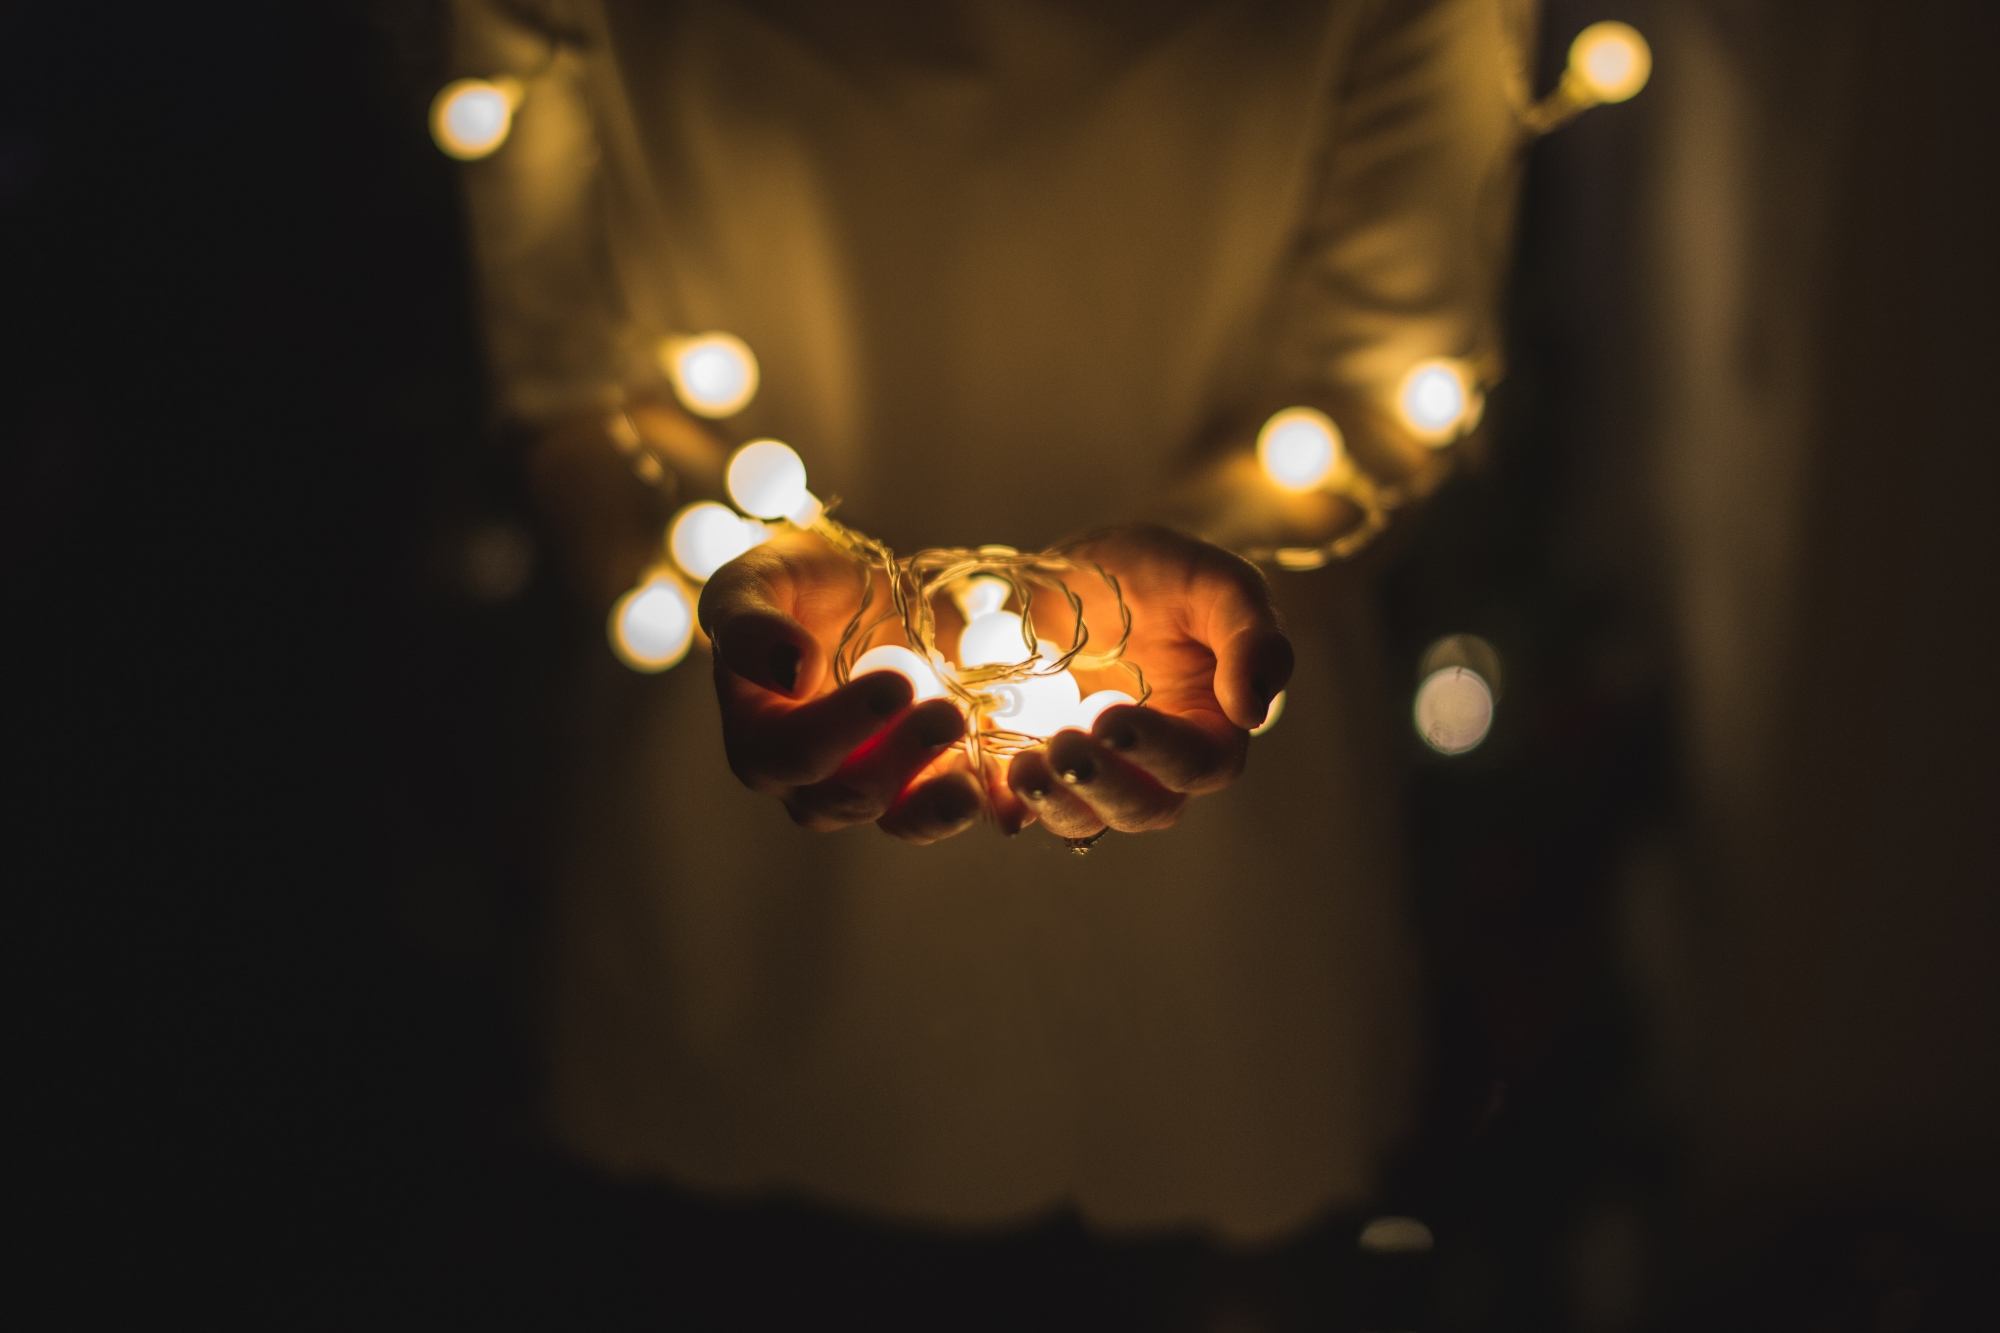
[1257,407,1344,491]
[609,575,694,672]
[1249,689,1287,737]
[1397,358,1475,444]
[662,333,759,418]
[1414,666,1493,754]
[959,611,1034,668]
[430,78,517,160]
[726,440,820,525]
[1568,22,1652,103]
[989,668,1082,739]
[954,575,1011,622]
[668,502,766,581]
[1075,689,1137,733]
[852,644,951,704]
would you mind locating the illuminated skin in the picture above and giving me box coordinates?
[698,524,1294,844]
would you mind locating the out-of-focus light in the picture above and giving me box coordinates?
[1414,666,1494,754]
[1257,407,1344,491]
[609,575,694,672]
[668,502,766,581]
[1250,689,1287,737]
[852,644,951,704]
[1568,22,1652,103]
[430,78,518,160]
[1397,358,1475,444]
[1358,1216,1435,1255]
[726,440,820,525]
[662,332,759,418]
[1420,633,1504,698]
[1075,689,1137,733]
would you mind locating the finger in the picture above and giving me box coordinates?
[1006,748,1108,840]
[1088,704,1245,795]
[985,757,1036,837]
[700,539,851,697]
[787,699,966,830]
[720,667,913,791]
[877,768,984,845]
[1043,730,1187,833]
[1188,549,1296,729]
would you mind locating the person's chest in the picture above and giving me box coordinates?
[602,0,1361,546]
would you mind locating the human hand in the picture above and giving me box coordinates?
[697,529,988,844]
[1006,524,1294,839]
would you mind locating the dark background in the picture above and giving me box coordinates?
[11,1,1995,1327]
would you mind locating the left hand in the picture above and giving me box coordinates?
[1006,524,1294,839]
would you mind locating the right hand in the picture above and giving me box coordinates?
[698,529,1016,843]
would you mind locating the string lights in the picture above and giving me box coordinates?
[435,19,1646,763]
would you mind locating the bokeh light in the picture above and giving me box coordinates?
[1358,1216,1436,1254]
[1257,407,1344,491]
[1568,22,1652,103]
[430,79,516,160]
[609,575,695,672]
[669,502,766,582]
[1414,666,1494,754]
[663,332,760,418]
[1397,358,1475,444]
[726,440,814,522]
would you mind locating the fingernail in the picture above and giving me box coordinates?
[1024,783,1049,802]
[1103,722,1138,751]
[916,703,962,747]
[1059,756,1095,785]
[866,673,911,716]
[769,642,801,692]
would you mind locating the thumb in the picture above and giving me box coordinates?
[699,551,827,698]
[1191,553,1295,730]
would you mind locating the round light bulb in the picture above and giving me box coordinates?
[1397,358,1474,444]
[1074,689,1138,734]
[1249,689,1287,737]
[609,575,694,673]
[1257,407,1344,491]
[989,669,1083,740]
[852,644,951,704]
[430,79,516,160]
[1568,22,1652,103]
[958,611,1034,669]
[726,440,815,523]
[668,502,766,582]
[1414,666,1493,755]
[662,332,760,418]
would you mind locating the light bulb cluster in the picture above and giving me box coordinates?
[847,575,1137,742]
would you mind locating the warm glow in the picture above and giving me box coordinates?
[852,644,951,704]
[1414,666,1494,754]
[430,79,517,160]
[669,502,765,581]
[726,440,819,524]
[1358,1216,1436,1255]
[1568,22,1652,103]
[959,610,1035,669]
[662,332,760,418]
[609,575,694,672]
[1076,689,1137,732]
[988,663,1083,739]
[1257,407,1344,491]
[1250,689,1287,737]
[1397,357,1475,444]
